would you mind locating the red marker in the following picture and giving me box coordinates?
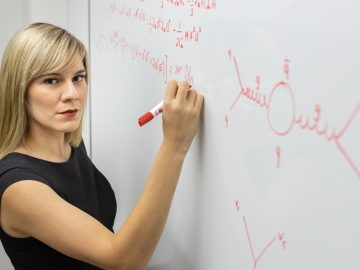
[139,85,192,127]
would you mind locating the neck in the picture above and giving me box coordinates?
[14,121,71,163]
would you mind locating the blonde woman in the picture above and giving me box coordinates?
[0,23,203,270]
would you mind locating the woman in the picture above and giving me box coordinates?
[0,23,203,269]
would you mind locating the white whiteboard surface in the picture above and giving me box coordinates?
[90,1,360,269]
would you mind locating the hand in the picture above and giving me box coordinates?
[162,80,204,156]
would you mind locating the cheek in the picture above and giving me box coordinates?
[78,86,88,104]
[27,90,60,118]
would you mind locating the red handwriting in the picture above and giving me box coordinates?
[276,147,281,168]
[94,26,194,85]
[226,116,228,128]
[161,0,217,15]
[228,54,360,179]
[278,232,286,249]
[284,59,289,80]
[243,216,277,270]
[174,24,202,48]
[235,200,239,212]
[185,65,194,85]
[105,3,205,48]
[149,16,170,33]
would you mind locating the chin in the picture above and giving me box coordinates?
[56,122,80,133]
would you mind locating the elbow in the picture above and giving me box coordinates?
[106,238,150,270]
[109,255,149,270]
[108,262,148,270]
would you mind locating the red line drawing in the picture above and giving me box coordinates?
[229,57,244,111]
[276,147,281,168]
[93,11,108,50]
[334,101,360,179]
[235,200,239,212]
[226,115,228,128]
[243,216,277,270]
[228,55,360,180]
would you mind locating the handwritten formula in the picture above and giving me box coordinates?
[106,2,208,49]
[94,27,193,85]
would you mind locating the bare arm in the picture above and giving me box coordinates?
[0,80,203,270]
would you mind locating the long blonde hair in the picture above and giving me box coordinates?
[0,23,90,160]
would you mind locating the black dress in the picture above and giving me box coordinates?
[0,140,117,270]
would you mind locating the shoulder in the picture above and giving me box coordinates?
[0,179,54,238]
[0,153,51,202]
[0,153,27,174]
[0,153,47,182]
[0,166,50,205]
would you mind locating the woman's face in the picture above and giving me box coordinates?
[26,58,87,135]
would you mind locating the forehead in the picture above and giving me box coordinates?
[59,57,85,74]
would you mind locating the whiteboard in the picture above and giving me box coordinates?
[90,1,360,269]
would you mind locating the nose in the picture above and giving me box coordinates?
[61,80,79,102]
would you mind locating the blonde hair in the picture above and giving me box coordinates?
[0,23,89,160]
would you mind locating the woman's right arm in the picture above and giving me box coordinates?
[0,80,203,270]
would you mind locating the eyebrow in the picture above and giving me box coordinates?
[39,69,87,78]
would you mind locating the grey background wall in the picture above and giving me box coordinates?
[0,1,90,268]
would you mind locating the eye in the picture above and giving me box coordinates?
[73,75,85,82]
[44,78,58,85]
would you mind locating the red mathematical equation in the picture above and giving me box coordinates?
[160,0,216,16]
[228,54,360,179]
[243,216,285,270]
[94,24,194,85]
[106,3,204,48]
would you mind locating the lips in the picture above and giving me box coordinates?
[58,109,79,117]
[59,109,78,113]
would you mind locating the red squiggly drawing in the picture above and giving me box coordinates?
[229,55,360,180]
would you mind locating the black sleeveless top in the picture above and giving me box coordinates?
[0,140,117,270]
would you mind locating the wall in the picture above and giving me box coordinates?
[0,1,90,269]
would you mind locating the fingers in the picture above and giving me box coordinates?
[186,89,197,106]
[176,80,190,101]
[164,80,201,109]
[164,80,178,103]
[194,93,204,112]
